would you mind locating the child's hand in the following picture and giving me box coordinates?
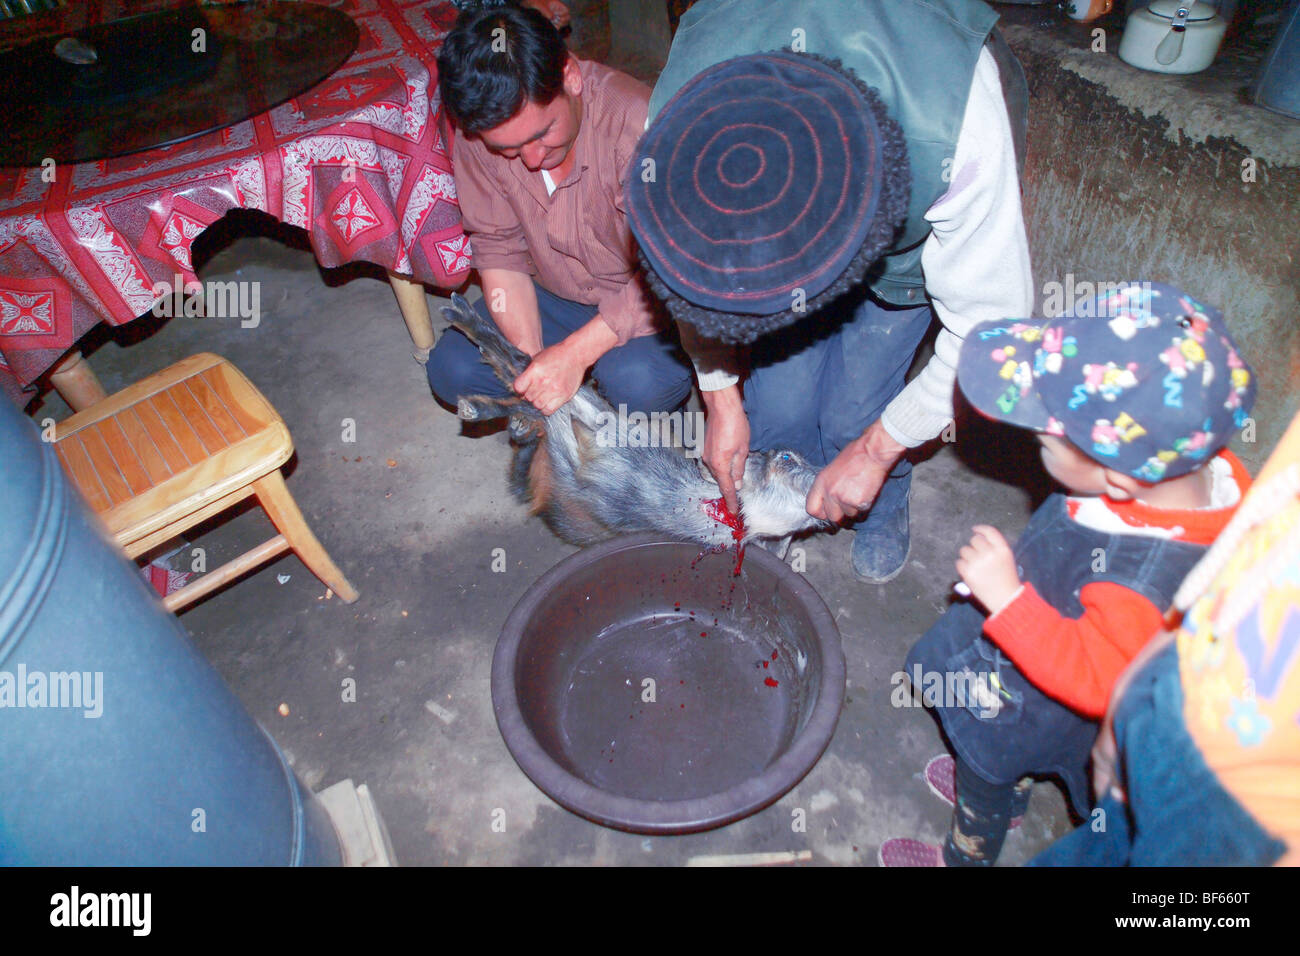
[956,525,1021,615]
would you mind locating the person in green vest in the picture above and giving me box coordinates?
[626,0,1033,583]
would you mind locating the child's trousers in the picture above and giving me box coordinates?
[944,758,1033,866]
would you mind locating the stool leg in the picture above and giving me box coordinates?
[252,471,359,603]
[388,272,435,364]
[49,350,108,411]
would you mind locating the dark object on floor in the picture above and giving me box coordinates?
[0,397,341,865]
[0,0,358,166]
[492,534,846,833]
[850,493,912,584]
[444,293,830,547]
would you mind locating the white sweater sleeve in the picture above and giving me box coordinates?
[879,47,1034,448]
[677,320,743,391]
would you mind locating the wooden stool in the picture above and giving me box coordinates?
[53,353,359,612]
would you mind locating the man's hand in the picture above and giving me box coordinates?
[700,386,750,515]
[513,340,587,415]
[512,314,619,415]
[956,525,1021,615]
[806,419,906,524]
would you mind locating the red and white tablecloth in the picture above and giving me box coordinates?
[0,0,473,403]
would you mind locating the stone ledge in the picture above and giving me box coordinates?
[1001,19,1300,166]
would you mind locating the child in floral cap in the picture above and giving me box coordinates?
[881,281,1256,867]
[1031,407,1300,866]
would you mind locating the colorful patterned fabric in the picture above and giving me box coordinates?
[141,560,193,599]
[0,0,471,404]
[956,281,1256,480]
[1176,409,1300,864]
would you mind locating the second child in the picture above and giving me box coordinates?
[880,281,1256,867]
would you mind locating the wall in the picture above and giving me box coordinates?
[1004,16,1300,468]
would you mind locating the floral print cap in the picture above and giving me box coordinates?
[956,281,1256,482]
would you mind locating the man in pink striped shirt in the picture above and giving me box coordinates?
[428,1,692,418]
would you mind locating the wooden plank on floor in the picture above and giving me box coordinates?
[200,365,270,436]
[185,374,247,444]
[116,408,174,486]
[93,416,152,496]
[149,390,208,464]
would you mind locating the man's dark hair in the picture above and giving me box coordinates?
[437,3,568,134]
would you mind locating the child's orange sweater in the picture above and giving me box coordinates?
[982,450,1251,719]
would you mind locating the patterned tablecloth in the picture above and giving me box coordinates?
[0,0,473,404]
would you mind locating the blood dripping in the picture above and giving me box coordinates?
[703,496,747,575]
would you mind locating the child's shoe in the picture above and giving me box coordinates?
[924,754,1026,829]
[878,838,944,867]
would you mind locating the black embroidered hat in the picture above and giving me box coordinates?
[627,51,910,344]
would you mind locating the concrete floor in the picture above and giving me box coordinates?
[25,0,1101,866]
[35,226,1072,865]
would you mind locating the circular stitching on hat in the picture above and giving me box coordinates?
[630,50,911,343]
[630,53,877,309]
[716,142,767,189]
[690,114,795,217]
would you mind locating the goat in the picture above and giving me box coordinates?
[443,293,830,549]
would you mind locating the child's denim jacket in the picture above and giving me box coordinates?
[906,493,1205,813]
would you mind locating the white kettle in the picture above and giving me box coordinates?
[1119,1,1228,74]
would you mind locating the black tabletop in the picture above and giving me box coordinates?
[0,1,359,167]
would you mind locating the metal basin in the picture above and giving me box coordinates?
[492,534,845,834]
